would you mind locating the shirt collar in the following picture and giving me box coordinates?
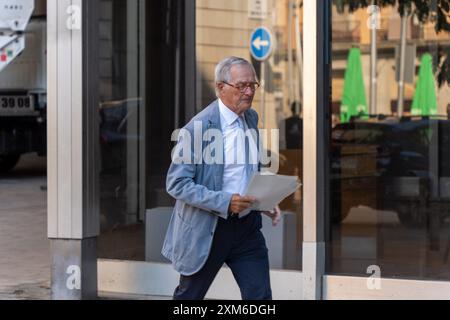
[218,99,245,127]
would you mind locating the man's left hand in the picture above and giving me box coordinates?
[262,206,281,226]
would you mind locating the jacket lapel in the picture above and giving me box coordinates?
[207,101,224,191]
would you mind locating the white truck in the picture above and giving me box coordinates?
[0,0,46,173]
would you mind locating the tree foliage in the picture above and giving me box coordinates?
[334,0,450,31]
[333,0,450,86]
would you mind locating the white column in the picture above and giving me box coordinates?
[302,0,328,300]
[47,0,100,299]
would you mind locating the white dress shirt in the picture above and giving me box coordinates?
[219,99,253,196]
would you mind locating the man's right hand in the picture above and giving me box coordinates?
[228,194,256,216]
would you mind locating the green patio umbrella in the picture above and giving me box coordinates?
[341,48,368,123]
[411,53,438,116]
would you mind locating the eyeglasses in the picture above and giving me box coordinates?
[222,81,260,93]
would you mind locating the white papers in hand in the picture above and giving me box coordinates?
[239,173,301,218]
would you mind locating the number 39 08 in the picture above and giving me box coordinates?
[1,97,31,109]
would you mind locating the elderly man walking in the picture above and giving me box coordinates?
[162,56,280,300]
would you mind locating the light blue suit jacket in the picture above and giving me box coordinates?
[161,99,260,276]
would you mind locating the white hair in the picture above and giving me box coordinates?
[214,57,257,97]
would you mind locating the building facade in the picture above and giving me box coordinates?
[46,0,450,299]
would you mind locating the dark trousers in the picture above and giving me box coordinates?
[173,212,272,300]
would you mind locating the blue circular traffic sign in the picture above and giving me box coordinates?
[250,27,273,62]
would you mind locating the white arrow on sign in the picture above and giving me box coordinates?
[252,37,269,50]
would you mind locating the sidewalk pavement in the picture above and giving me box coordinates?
[0,154,50,300]
[0,154,171,300]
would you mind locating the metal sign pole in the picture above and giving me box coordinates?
[261,60,266,127]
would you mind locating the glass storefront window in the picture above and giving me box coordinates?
[96,0,304,272]
[97,0,144,260]
[329,2,450,280]
[97,0,187,261]
[196,0,304,271]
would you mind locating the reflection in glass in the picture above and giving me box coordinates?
[196,0,304,271]
[329,2,450,280]
[97,0,186,261]
[95,0,304,270]
[97,0,144,260]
